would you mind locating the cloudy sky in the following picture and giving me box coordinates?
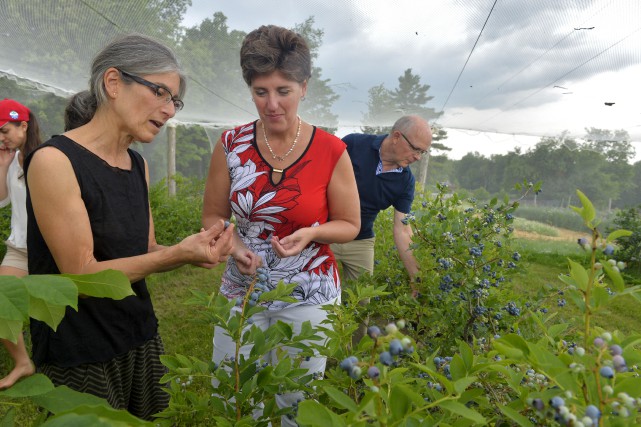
[181,0,641,159]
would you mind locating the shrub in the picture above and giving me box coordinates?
[609,206,641,272]
[149,176,205,245]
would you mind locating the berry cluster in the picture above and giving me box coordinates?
[338,320,414,384]
[235,267,271,308]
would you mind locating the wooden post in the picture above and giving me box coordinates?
[167,121,176,197]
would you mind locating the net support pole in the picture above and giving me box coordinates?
[167,121,177,197]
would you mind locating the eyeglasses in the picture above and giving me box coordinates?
[118,69,184,111]
[400,132,428,155]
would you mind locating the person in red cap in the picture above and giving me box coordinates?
[0,98,42,388]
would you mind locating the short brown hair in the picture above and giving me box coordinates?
[240,25,311,86]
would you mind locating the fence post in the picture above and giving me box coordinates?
[167,121,176,197]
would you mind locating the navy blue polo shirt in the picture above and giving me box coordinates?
[343,133,415,240]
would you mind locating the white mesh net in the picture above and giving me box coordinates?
[1,0,640,156]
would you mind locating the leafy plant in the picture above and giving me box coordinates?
[155,275,323,426]
[0,270,156,426]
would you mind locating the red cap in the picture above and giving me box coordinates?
[0,99,31,129]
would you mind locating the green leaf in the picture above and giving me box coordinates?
[32,385,111,414]
[389,385,412,419]
[614,377,641,397]
[453,376,478,395]
[0,319,23,344]
[458,340,474,371]
[592,286,610,309]
[499,406,533,427]
[0,407,15,427]
[62,270,134,300]
[0,374,54,397]
[322,386,358,412]
[572,190,596,227]
[493,334,530,359]
[296,400,346,427]
[0,276,28,342]
[449,354,467,380]
[546,323,569,338]
[607,229,632,242]
[48,404,151,426]
[601,261,625,293]
[438,400,487,424]
[24,275,78,331]
[568,259,589,291]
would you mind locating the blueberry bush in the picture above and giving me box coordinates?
[3,186,641,426]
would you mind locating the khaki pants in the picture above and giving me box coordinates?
[331,238,375,345]
[330,238,375,283]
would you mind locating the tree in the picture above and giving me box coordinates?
[583,128,635,164]
[0,0,190,91]
[361,84,396,134]
[361,69,446,189]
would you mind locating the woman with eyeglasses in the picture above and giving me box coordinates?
[24,33,234,420]
[202,24,360,426]
[0,99,41,389]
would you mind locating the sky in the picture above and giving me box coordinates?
[181,0,641,160]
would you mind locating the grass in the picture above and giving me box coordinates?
[2,219,641,424]
[513,217,560,237]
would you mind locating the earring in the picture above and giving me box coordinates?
[301,96,306,101]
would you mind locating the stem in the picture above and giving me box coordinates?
[583,227,600,349]
[234,278,257,420]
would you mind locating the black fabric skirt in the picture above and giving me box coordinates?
[37,334,169,421]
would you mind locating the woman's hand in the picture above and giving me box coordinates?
[0,145,16,168]
[271,228,313,258]
[231,245,263,276]
[180,220,235,268]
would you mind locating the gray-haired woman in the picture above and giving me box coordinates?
[25,33,234,420]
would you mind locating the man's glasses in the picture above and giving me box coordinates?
[118,69,184,111]
[400,132,428,155]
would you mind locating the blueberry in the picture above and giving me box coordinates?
[339,356,357,371]
[385,323,398,334]
[367,326,381,339]
[599,366,614,379]
[349,366,362,379]
[379,351,394,366]
[603,244,614,255]
[367,366,380,379]
[389,339,403,356]
[224,220,230,229]
[532,398,544,411]
[609,344,623,356]
[593,337,605,348]
[550,396,564,409]
[585,404,600,419]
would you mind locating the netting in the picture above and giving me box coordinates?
[1,0,640,152]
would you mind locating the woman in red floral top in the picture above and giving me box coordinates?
[203,25,360,425]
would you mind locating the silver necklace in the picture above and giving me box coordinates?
[261,116,301,161]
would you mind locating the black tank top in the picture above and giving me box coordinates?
[25,135,158,367]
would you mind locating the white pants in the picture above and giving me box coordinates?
[212,297,339,427]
